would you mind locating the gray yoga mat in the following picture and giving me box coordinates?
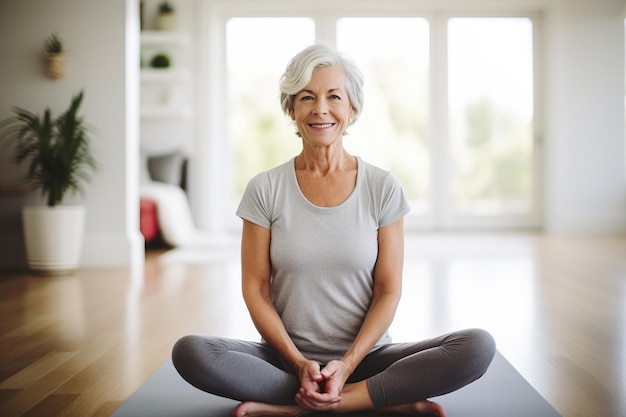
[112,351,561,417]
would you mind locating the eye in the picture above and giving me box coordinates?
[330,94,341,100]
[300,95,314,101]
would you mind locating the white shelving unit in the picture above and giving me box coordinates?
[140,30,192,119]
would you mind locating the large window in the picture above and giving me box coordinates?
[448,18,534,218]
[223,12,538,230]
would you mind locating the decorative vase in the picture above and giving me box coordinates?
[22,205,86,275]
[45,52,66,79]
[155,12,176,30]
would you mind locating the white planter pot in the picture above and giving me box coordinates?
[22,205,85,275]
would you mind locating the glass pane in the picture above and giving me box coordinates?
[337,18,430,214]
[227,18,314,206]
[448,18,534,215]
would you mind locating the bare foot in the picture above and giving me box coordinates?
[375,399,446,416]
[233,399,444,417]
[233,401,312,417]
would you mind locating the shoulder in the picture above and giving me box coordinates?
[246,158,294,189]
[358,157,399,188]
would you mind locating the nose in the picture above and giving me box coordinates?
[312,98,328,115]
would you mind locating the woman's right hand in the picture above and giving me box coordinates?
[294,359,342,410]
[294,359,324,396]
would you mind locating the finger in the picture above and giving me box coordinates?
[296,392,340,410]
[320,361,341,379]
[300,379,321,394]
[300,388,340,403]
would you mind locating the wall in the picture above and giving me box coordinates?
[544,0,626,233]
[0,0,143,269]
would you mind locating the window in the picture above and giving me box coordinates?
[448,18,535,218]
[219,10,539,230]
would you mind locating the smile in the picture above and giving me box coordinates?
[309,123,334,129]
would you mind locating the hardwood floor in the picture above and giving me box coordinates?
[0,232,625,417]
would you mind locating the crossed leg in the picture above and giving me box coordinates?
[172,329,495,417]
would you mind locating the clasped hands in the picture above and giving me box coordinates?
[294,359,352,411]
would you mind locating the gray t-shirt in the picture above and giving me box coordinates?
[236,156,411,363]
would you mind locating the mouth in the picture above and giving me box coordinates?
[309,123,335,129]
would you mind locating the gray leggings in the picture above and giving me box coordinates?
[172,328,495,408]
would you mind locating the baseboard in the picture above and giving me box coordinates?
[81,230,145,268]
[0,230,145,271]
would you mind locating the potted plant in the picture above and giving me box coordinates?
[150,52,171,68]
[0,90,97,275]
[43,32,66,79]
[155,1,176,30]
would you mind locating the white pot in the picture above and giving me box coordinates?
[22,205,86,275]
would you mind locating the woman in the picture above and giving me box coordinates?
[172,44,496,417]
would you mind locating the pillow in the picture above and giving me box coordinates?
[148,151,184,185]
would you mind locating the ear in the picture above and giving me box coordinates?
[289,109,295,120]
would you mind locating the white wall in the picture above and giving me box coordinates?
[0,0,143,269]
[544,0,626,233]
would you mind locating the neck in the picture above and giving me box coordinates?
[296,147,353,175]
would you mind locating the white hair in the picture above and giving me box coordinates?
[279,43,364,128]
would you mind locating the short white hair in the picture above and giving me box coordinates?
[279,43,364,127]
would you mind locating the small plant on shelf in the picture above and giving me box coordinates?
[158,1,174,14]
[150,53,171,68]
[155,1,176,30]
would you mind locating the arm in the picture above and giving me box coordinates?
[240,219,325,394]
[298,218,405,406]
[341,217,404,370]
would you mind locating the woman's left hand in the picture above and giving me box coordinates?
[295,359,350,410]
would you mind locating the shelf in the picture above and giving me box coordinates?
[140,68,190,83]
[141,106,192,119]
[139,29,193,122]
[140,31,191,47]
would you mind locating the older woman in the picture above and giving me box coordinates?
[172,44,495,417]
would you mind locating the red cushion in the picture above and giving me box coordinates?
[140,198,159,241]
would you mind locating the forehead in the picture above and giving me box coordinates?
[304,65,347,91]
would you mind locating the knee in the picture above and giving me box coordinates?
[172,335,195,369]
[463,328,496,372]
[171,334,212,374]
[467,328,495,350]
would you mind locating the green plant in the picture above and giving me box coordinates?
[150,53,171,68]
[44,32,63,54]
[158,1,174,14]
[0,90,97,206]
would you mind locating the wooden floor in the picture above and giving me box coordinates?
[0,232,625,417]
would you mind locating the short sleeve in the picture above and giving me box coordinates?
[378,173,411,228]
[236,172,272,229]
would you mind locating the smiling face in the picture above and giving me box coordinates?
[289,65,355,148]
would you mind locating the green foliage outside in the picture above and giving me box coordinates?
[453,95,532,210]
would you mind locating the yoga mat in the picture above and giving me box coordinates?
[112,351,561,417]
